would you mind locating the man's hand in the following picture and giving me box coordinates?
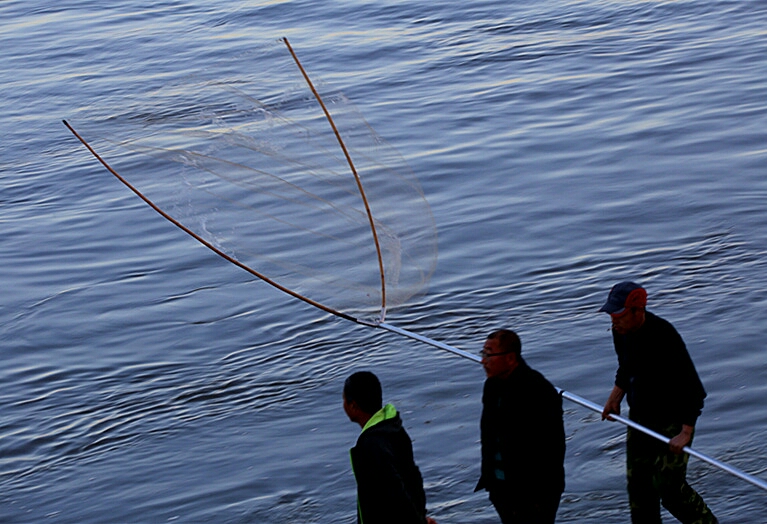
[602,385,625,421]
[669,425,694,454]
[425,517,438,524]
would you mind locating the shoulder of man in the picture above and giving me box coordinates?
[520,360,555,385]
[357,411,406,444]
[644,310,687,340]
[515,363,561,405]
[353,425,396,466]
[645,310,673,329]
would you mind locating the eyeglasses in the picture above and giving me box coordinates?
[479,350,509,359]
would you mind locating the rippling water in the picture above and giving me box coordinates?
[2,1,766,522]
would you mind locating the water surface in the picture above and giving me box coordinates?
[2,1,766,522]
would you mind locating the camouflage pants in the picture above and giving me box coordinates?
[626,423,717,524]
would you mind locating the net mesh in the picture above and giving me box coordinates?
[70,40,437,322]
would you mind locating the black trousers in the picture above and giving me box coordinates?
[488,487,561,524]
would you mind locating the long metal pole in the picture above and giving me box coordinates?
[377,321,767,493]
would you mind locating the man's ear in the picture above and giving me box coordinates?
[346,399,362,418]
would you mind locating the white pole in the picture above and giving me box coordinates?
[376,321,767,493]
[558,389,767,492]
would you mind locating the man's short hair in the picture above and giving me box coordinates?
[344,371,383,415]
[487,329,522,356]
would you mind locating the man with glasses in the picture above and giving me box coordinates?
[475,329,565,523]
[599,281,717,523]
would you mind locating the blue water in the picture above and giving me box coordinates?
[2,1,767,522]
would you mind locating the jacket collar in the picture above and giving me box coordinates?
[361,403,397,433]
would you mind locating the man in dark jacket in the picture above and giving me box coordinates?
[475,329,565,524]
[600,281,717,523]
[343,371,437,524]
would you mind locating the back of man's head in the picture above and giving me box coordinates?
[344,371,383,415]
[487,329,522,356]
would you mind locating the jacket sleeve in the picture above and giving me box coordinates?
[613,331,631,392]
[525,377,566,492]
[666,325,706,426]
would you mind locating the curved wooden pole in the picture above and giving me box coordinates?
[282,37,388,323]
[63,119,358,324]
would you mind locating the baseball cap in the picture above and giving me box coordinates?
[599,281,647,314]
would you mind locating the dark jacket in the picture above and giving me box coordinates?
[350,404,427,524]
[476,359,566,497]
[613,310,707,428]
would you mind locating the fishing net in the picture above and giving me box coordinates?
[68,39,437,322]
[64,41,767,496]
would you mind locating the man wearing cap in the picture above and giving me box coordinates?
[599,282,717,524]
[475,329,565,524]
